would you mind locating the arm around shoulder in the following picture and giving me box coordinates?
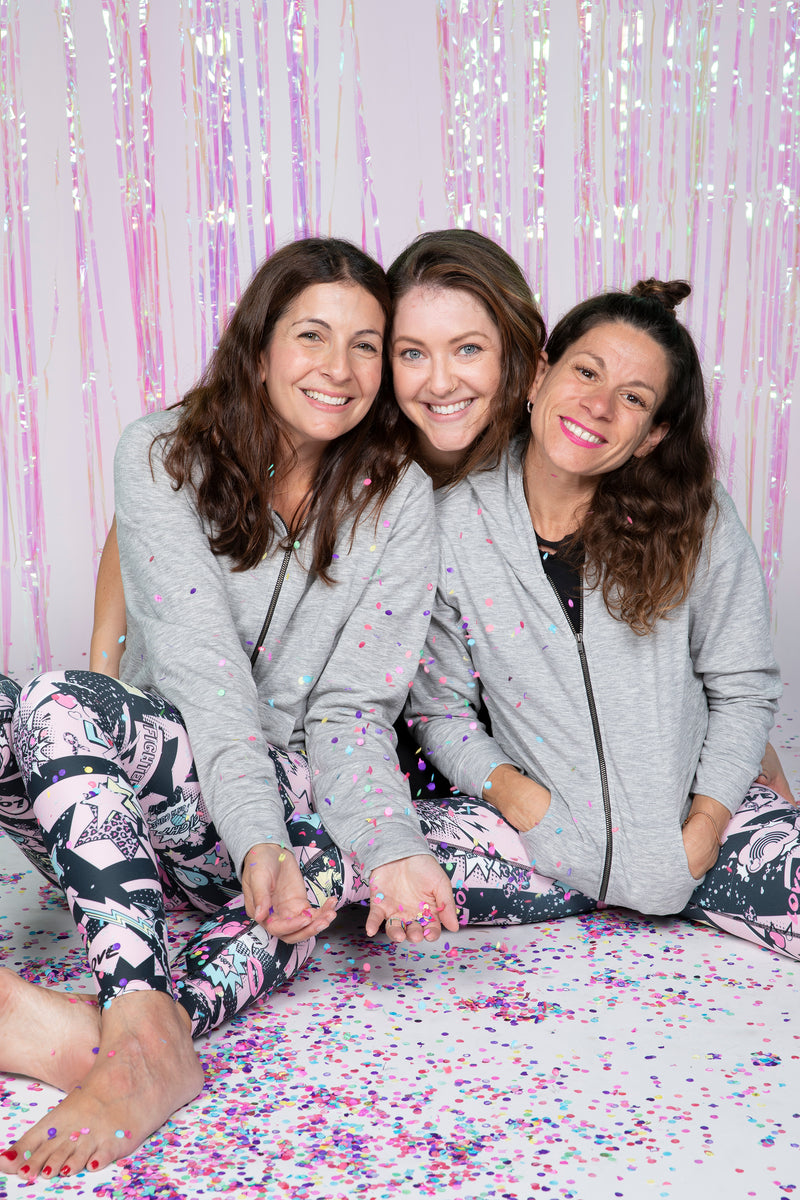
[89,517,128,676]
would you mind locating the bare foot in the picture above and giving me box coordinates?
[0,989,202,1180]
[0,966,100,1091]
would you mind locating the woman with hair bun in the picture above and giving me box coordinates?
[410,279,799,956]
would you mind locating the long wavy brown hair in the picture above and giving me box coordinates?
[385,229,546,485]
[540,279,716,633]
[156,238,404,580]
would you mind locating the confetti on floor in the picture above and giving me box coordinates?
[1,727,799,1199]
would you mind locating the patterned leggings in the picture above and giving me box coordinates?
[1,671,798,1041]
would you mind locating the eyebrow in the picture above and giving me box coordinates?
[579,350,658,396]
[289,317,383,338]
[392,330,490,345]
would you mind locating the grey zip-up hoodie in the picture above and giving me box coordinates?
[407,446,781,915]
[116,409,437,876]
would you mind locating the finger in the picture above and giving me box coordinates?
[269,894,337,932]
[403,919,425,945]
[265,894,335,937]
[381,914,407,943]
[436,895,461,934]
[273,908,337,944]
[365,900,390,939]
[243,872,275,924]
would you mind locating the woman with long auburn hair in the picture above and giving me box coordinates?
[409,279,798,956]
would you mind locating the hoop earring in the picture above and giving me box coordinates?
[526,400,533,414]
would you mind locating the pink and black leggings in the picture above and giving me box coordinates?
[0,671,798,1041]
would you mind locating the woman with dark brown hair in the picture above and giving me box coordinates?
[0,237,463,1179]
[409,279,798,958]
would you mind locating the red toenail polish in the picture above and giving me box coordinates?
[20,1165,29,1175]
[90,1160,100,1169]
[42,1167,52,1177]
[60,1166,71,1176]
[1,1150,18,1161]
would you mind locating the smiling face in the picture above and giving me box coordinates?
[390,286,502,470]
[525,320,670,490]
[259,281,385,465]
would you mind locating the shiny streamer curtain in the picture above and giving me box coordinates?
[1,0,798,701]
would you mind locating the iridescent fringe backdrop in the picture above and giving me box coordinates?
[1,1,798,681]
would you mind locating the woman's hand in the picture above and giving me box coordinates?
[242,842,336,944]
[366,855,460,944]
[483,763,551,832]
[756,742,795,804]
[682,795,729,879]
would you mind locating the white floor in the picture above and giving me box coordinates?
[1,730,799,1200]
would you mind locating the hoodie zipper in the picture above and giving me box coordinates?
[249,515,293,668]
[545,577,614,901]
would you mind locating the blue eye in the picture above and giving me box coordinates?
[399,348,423,362]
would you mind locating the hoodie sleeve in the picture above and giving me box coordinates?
[305,470,439,874]
[115,414,289,875]
[406,554,521,799]
[689,486,781,812]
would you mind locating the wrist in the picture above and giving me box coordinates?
[681,810,723,846]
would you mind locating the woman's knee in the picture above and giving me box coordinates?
[15,670,72,719]
[0,674,22,709]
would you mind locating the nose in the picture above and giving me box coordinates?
[582,385,615,420]
[321,341,353,383]
[426,355,456,399]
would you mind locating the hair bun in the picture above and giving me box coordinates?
[630,278,691,313]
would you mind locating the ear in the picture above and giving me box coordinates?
[258,351,268,384]
[633,421,669,459]
[527,351,549,405]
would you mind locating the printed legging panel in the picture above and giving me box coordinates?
[1,671,592,1036]
[2,671,798,1040]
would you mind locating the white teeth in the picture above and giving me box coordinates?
[428,399,473,415]
[303,389,351,407]
[562,418,604,445]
